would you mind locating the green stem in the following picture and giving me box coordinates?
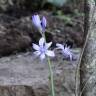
[42,31,55,96]
[47,57,55,96]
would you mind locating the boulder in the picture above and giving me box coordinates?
[80,0,96,96]
[0,49,80,96]
[0,14,32,56]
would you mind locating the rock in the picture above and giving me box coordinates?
[0,29,31,56]
[0,14,32,56]
[0,48,81,96]
[80,0,96,96]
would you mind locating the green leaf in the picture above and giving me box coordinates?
[47,0,67,7]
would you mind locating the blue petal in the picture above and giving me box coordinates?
[33,43,40,50]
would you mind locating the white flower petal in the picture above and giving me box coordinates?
[46,50,55,57]
[56,43,64,50]
[40,53,45,60]
[33,51,41,56]
[33,43,40,50]
[46,42,52,49]
[39,37,45,46]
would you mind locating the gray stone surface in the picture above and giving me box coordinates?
[80,0,96,96]
[0,48,81,96]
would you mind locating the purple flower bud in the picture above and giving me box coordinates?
[32,14,47,33]
[32,15,42,31]
[41,16,47,32]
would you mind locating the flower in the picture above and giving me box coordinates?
[56,43,73,61]
[41,16,47,32]
[32,15,41,30]
[32,37,55,60]
[32,15,47,33]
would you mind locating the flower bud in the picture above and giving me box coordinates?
[41,16,47,32]
[32,15,42,31]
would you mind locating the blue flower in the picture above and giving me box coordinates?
[32,15,47,33]
[41,16,47,32]
[33,37,55,60]
[56,43,73,61]
[32,15,41,30]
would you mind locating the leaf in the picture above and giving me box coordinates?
[47,0,67,7]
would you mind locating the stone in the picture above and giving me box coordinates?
[0,49,81,96]
[0,14,33,56]
[80,0,96,96]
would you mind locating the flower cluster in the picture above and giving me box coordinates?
[32,14,74,61]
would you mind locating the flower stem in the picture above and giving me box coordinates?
[47,57,55,96]
[42,31,55,96]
